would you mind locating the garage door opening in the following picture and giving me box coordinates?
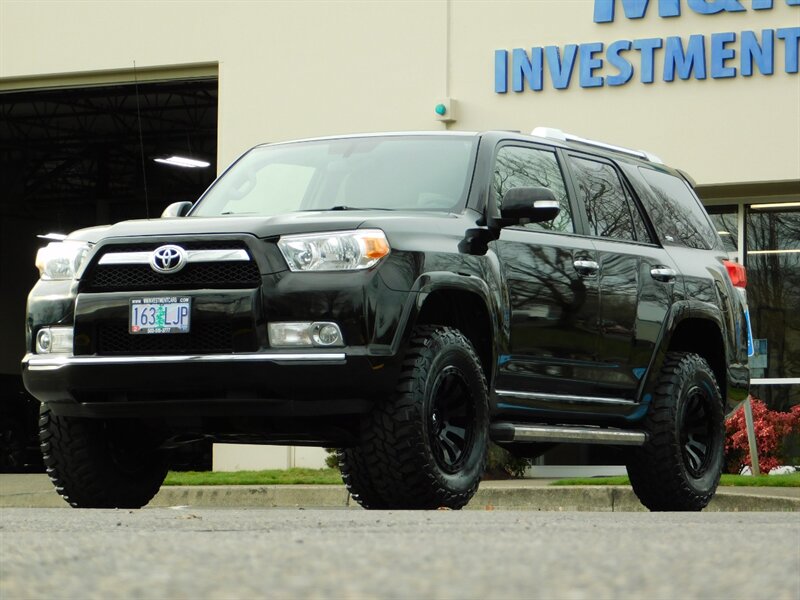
[0,76,218,470]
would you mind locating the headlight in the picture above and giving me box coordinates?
[277,229,390,272]
[34,241,90,280]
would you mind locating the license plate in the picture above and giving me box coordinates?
[129,297,191,334]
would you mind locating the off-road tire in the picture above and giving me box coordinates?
[39,406,167,508]
[626,352,724,511]
[352,325,489,510]
[337,447,389,509]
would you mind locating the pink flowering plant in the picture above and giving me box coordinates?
[724,398,800,474]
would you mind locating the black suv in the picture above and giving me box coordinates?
[23,130,751,511]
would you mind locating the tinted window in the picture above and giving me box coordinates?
[638,168,718,250]
[493,146,574,233]
[569,157,640,241]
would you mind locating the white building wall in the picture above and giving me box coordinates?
[2,1,798,185]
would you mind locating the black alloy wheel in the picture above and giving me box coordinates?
[680,385,715,478]
[428,366,477,474]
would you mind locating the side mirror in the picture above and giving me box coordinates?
[500,187,560,224]
[161,201,193,218]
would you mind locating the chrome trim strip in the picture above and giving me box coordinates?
[23,352,346,371]
[509,424,646,446]
[99,249,250,265]
[495,389,636,406]
[751,378,800,385]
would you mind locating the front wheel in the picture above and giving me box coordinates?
[626,352,724,511]
[350,325,489,510]
[39,406,167,508]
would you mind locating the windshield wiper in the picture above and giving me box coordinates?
[325,205,393,211]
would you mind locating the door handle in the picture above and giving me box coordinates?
[650,266,677,283]
[573,259,599,276]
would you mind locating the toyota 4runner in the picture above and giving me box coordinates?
[22,129,751,510]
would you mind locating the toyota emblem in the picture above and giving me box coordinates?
[150,245,187,273]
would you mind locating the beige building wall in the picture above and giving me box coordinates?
[2,0,798,186]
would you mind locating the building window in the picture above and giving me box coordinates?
[745,203,800,410]
[707,205,738,256]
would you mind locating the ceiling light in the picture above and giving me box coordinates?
[751,202,800,210]
[717,231,731,236]
[154,156,210,168]
[748,249,800,255]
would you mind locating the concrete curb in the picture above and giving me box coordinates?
[3,483,798,511]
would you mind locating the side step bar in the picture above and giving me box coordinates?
[490,423,647,446]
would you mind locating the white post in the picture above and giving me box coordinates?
[743,396,760,476]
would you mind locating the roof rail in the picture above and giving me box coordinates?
[531,127,663,164]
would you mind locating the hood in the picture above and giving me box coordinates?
[66,211,464,244]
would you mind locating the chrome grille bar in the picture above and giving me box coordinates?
[98,249,250,265]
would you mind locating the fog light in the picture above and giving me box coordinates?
[35,327,73,354]
[36,329,52,353]
[312,323,342,347]
[268,322,344,348]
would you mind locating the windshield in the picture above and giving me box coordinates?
[191,135,477,217]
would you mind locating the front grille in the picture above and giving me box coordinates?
[80,240,261,292]
[95,321,257,355]
[84,262,261,291]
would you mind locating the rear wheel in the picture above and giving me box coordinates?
[626,352,724,511]
[350,325,489,510]
[39,406,167,508]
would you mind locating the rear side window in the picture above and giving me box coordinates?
[638,168,717,250]
[569,156,648,242]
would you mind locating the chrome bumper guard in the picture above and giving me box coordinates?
[22,352,347,371]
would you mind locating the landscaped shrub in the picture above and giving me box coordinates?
[724,398,800,474]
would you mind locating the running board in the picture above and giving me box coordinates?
[490,423,647,446]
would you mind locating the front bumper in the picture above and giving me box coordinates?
[22,350,399,418]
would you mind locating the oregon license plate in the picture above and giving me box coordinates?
[130,297,191,334]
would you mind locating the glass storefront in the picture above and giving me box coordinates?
[708,202,799,411]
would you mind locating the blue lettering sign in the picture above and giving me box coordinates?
[711,32,737,77]
[545,45,579,89]
[664,35,707,80]
[594,0,680,23]
[495,0,797,93]
[495,50,508,93]
[777,27,800,73]
[633,37,663,83]
[686,0,745,15]
[512,48,544,91]
[594,0,795,22]
[607,40,635,85]
[580,42,605,87]
[740,30,775,76]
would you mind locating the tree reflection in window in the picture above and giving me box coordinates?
[570,157,637,241]
[638,168,716,250]
[493,146,574,233]
[746,206,800,410]
[707,206,738,255]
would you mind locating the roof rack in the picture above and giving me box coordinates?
[531,127,664,164]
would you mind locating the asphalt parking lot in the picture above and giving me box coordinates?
[2,508,799,600]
